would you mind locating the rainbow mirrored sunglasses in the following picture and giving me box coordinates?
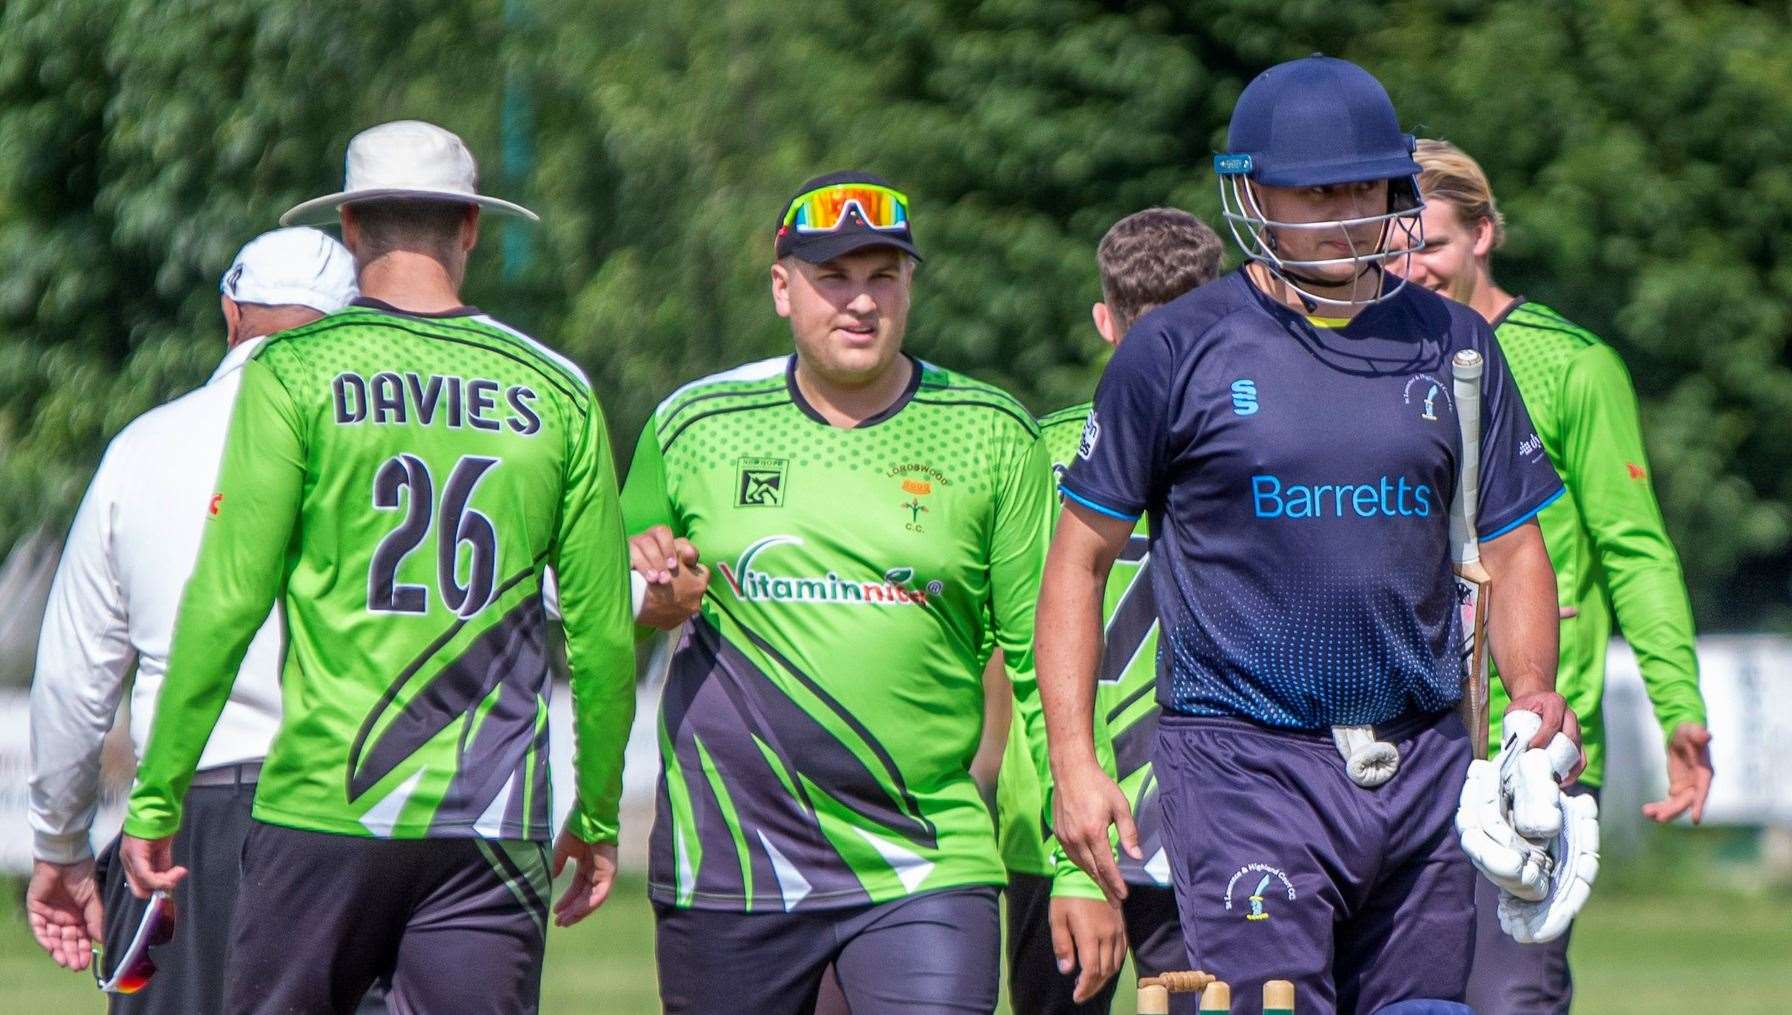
[781,183,911,233]
[92,890,175,994]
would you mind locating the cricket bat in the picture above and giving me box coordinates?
[1449,349,1492,757]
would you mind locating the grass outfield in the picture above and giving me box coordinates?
[6,870,1790,1012]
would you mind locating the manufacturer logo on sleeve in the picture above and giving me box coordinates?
[736,458,788,507]
[1224,863,1296,922]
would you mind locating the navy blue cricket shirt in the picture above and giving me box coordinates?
[1061,269,1564,730]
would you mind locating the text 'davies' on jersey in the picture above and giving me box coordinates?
[126,299,636,846]
[621,355,1075,912]
[1062,270,1564,731]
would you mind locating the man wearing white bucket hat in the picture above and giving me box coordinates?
[119,120,637,1013]
[28,227,355,1013]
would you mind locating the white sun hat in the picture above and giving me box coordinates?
[220,227,358,314]
[279,119,538,226]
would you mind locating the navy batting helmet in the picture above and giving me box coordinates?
[1214,55,1424,308]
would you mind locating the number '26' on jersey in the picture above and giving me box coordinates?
[125,305,636,847]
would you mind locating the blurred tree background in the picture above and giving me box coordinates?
[2,0,1788,630]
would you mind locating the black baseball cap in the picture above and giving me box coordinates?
[774,170,923,263]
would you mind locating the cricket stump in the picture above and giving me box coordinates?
[1137,974,1295,1014]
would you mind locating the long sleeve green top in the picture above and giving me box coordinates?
[1487,300,1705,786]
[125,305,636,845]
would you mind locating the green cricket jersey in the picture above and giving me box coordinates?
[1486,300,1704,785]
[623,354,1092,911]
[997,403,1161,891]
[125,301,636,845]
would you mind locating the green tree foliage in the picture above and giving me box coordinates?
[0,0,511,541]
[1369,0,1792,619]
[3,0,1788,628]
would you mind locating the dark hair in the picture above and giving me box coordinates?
[1097,208,1224,330]
[345,199,468,264]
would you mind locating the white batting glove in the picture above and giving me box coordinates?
[1497,789,1600,943]
[1497,710,1580,840]
[1456,710,1582,902]
[1455,757,1550,901]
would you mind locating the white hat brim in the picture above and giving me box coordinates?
[279,188,540,227]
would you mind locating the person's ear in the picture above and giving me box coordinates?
[1092,302,1123,346]
[339,206,359,250]
[1471,216,1496,260]
[771,259,794,319]
[462,205,480,252]
[221,295,243,346]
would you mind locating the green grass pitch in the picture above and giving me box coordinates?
[6,871,1790,1013]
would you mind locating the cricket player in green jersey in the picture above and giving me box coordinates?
[622,171,1090,1015]
[1401,139,1711,1014]
[119,121,637,1013]
[998,208,1222,1015]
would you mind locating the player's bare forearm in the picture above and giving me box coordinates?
[1037,503,1141,901]
[1482,519,1579,751]
[1037,504,1130,770]
[1482,520,1556,698]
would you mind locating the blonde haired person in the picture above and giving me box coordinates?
[1402,139,1711,1015]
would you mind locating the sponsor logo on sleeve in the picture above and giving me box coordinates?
[1627,462,1647,481]
[1519,433,1545,460]
[1077,414,1100,460]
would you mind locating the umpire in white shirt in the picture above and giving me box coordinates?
[26,227,356,1012]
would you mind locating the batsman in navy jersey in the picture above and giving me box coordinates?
[1037,57,1579,1015]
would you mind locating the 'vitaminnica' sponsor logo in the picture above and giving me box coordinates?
[715,535,935,606]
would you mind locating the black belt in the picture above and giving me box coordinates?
[189,761,262,787]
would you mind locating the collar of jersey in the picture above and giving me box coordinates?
[350,296,483,319]
[1488,295,1528,330]
[1240,266,1396,335]
[786,352,923,429]
[210,335,268,383]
